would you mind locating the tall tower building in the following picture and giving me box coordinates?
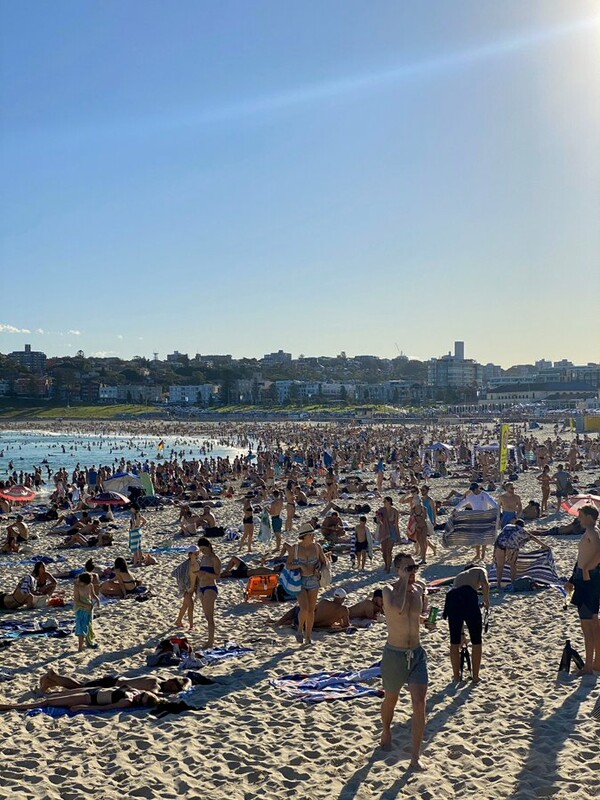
[454,341,465,361]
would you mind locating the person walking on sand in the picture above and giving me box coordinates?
[565,505,600,675]
[239,493,255,553]
[380,552,432,768]
[269,489,284,553]
[376,497,400,573]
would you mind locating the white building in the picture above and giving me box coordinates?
[99,385,162,403]
[169,384,217,406]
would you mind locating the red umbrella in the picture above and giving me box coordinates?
[0,485,37,503]
[561,494,600,516]
[87,491,131,506]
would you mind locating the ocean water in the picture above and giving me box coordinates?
[0,429,247,479]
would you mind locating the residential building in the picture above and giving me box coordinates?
[168,384,217,406]
[8,344,47,374]
[99,385,162,403]
[261,350,292,366]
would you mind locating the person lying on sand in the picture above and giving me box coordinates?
[0,563,56,609]
[274,588,350,630]
[0,688,160,713]
[59,521,113,548]
[39,668,191,695]
[220,555,283,579]
[348,589,384,620]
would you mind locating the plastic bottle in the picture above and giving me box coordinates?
[427,606,439,624]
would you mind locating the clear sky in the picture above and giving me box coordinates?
[1,1,599,368]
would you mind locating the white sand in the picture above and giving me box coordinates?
[0,428,599,800]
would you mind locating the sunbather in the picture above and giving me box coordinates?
[39,668,191,695]
[274,588,350,630]
[99,557,141,598]
[0,688,159,712]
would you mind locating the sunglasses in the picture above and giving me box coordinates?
[403,564,419,573]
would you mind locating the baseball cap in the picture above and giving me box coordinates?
[187,545,200,553]
[333,588,347,599]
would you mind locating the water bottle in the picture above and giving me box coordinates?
[427,606,439,624]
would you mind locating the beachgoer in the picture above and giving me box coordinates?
[129,502,148,568]
[284,481,296,533]
[348,589,384,620]
[196,537,221,648]
[99,557,140,598]
[380,552,431,767]
[286,523,328,645]
[354,515,370,570]
[275,588,349,630]
[6,515,29,543]
[39,668,191,695]
[498,482,523,527]
[564,505,600,675]
[375,497,400,573]
[74,572,99,651]
[239,493,255,553]
[269,490,284,552]
[174,545,200,630]
[456,483,499,561]
[0,689,159,713]
[443,565,490,681]
[493,520,550,589]
[536,465,552,515]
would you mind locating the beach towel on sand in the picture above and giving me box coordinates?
[443,509,499,549]
[272,665,383,703]
[180,643,254,669]
[488,548,565,590]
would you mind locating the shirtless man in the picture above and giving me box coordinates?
[39,668,191,695]
[321,512,346,543]
[269,490,284,552]
[498,483,522,528]
[380,552,431,767]
[6,515,29,543]
[443,565,490,681]
[275,588,350,629]
[198,506,217,530]
[349,589,384,620]
[565,505,600,675]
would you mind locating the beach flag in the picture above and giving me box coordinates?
[499,424,509,474]
[158,440,165,452]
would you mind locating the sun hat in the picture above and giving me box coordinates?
[298,522,315,538]
[333,588,347,599]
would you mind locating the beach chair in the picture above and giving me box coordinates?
[244,574,279,602]
[442,508,499,549]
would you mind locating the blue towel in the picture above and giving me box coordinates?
[192,643,254,666]
[272,665,383,703]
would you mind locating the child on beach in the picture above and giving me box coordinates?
[129,502,148,568]
[74,572,99,652]
[354,515,371,570]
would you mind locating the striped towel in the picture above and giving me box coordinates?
[443,509,499,548]
[272,665,383,703]
[488,548,565,590]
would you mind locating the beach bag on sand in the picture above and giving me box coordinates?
[318,560,332,589]
[279,567,301,596]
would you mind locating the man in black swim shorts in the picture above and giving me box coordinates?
[443,565,490,682]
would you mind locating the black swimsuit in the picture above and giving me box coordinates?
[88,688,127,706]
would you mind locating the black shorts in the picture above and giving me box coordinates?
[230,564,249,580]
[355,540,368,553]
[443,585,482,646]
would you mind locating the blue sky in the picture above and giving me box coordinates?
[1,1,599,367]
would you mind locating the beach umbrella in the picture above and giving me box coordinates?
[560,494,600,516]
[103,472,142,493]
[88,491,131,506]
[0,485,37,503]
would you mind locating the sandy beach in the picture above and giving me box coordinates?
[0,423,599,800]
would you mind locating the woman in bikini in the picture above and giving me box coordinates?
[197,537,221,648]
[0,688,159,713]
[287,526,328,646]
[238,493,255,553]
[536,465,552,515]
[99,557,140,598]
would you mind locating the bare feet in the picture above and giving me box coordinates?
[409,758,423,771]
[380,730,392,751]
[174,620,184,628]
